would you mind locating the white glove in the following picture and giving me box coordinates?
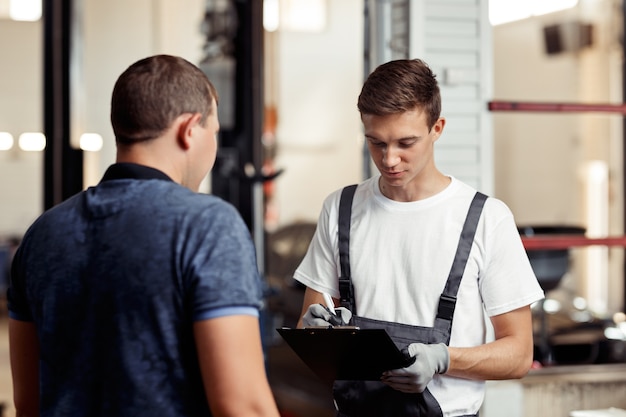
[381,343,449,393]
[302,303,352,327]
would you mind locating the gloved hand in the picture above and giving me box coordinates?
[302,303,352,327]
[381,343,449,393]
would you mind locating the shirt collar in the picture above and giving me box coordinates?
[100,163,174,183]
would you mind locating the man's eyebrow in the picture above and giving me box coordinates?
[365,134,420,141]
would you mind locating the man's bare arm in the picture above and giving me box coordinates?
[297,287,327,329]
[9,318,40,417]
[194,315,280,417]
[446,305,534,380]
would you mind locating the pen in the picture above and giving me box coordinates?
[322,293,336,315]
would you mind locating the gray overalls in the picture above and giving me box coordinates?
[333,185,487,417]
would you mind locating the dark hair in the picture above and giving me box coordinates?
[111,54,218,144]
[357,59,441,130]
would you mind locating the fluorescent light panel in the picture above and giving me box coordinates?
[0,132,14,150]
[9,0,41,21]
[262,0,326,32]
[18,132,46,151]
[489,0,578,26]
[79,133,103,152]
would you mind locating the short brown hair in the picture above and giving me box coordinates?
[111,55,218,144]
[357,59,441,130]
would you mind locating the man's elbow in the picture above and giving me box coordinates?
[508,352,534,379]
[14,393,39,417]
[15,405,39,417]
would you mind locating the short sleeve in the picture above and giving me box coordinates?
[7,242,34,321]
[184,201,264,321]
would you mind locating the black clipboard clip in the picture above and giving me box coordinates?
[322,305,347,327]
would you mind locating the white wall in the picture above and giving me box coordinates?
[81,0,206,185]
[0,20,43,237]
[493,1,623,228]
[492,0,624,314]
[270,0,364,227]
[493,12,585,226]
[0,0,205,238]
[0,0,363,235]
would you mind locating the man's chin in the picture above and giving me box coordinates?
[381,173,406,185]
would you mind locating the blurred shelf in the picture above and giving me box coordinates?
[522,236,626,250]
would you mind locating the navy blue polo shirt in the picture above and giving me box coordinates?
[9,162,263,417]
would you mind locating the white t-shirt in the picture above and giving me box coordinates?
[294,175,545,416]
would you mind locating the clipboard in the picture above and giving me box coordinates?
[276,327,413,383]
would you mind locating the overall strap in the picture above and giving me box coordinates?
[338,184,357,314]
[337,185,488,340]
[434,192,488,343]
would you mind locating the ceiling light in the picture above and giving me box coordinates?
[79,133,103,152]
[0,132,14,151]
[264,0,279,32]
[489,0,578,26]
[9,0,41,21]
[18,132,46,151]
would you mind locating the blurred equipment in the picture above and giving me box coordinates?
[264,222,336,417]
[519,225,626,366]
[543,21,593,55]
[266,222,317,330]
[518,225,585,365]
[550,318,626,365]
[199,0,237,130]
[519,225,585,292]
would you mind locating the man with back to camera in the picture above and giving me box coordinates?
[8,54,280,417]
[294,59,545,416]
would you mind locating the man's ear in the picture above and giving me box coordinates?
[176,113,202,150]
[431,117,446,141]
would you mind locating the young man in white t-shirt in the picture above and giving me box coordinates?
[294,59,544,417]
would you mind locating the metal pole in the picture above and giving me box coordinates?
[43,0,83,209]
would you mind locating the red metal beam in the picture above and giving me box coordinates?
[522,236,626,250]
[488,101,626,114]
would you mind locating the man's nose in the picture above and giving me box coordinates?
[382,147,400,167]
